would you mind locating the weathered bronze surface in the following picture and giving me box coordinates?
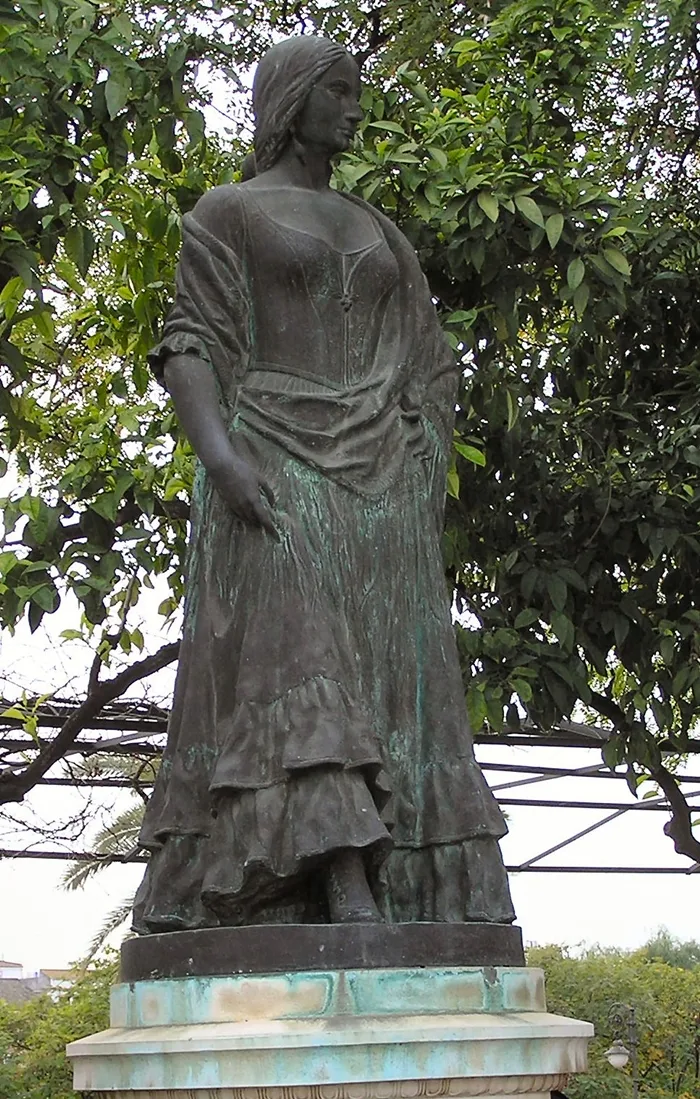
[122,924,525,980]
[133,35,516,937]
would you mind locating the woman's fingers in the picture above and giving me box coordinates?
[252,498,280,540]
[259,477,275,508]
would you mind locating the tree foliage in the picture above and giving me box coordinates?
[639,928,700,972]
[1,0,700,861]
[530,942,700,1099]
[0,958,114,1099]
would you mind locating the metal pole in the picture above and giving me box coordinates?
[629,1005,639,1099]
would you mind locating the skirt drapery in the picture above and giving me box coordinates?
[134,407,514,930]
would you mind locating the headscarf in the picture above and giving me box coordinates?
[251,36,348,175]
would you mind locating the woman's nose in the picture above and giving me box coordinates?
[345,99,364,123]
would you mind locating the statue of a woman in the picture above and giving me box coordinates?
[133,36,515,931]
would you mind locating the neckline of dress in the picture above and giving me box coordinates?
[246,193,384,256]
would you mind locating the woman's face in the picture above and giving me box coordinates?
[294,54,363,157]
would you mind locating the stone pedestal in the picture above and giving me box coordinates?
[67,963,592,1098]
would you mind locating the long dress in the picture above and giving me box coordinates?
[132,183,515,931]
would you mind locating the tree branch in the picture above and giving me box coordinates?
[650,761,700,863]
[0,641,179,804]
[354,7,392,69]
[589,691,700,863]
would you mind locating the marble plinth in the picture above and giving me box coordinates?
[67,966,593,1099]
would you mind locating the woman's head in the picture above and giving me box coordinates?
[251,36,362,175]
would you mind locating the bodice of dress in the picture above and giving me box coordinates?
[148,183,455,496]
[243,198,401,388]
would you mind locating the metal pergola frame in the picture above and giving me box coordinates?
[1,698,699,875]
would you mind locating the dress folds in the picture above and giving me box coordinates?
[133,183,515,930]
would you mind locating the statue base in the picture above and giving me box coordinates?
[67,929,592,1098]
[120,922,526,980]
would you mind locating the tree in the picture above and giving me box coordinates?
[639,929,700,972]
[530,943,700,1099]
[1,0,700,865]
[0,957,114,1099]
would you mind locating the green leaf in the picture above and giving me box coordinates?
[602,247,631,276]
[1,707,26,722]
[602,737,623,769]
[551,610,573,648]
[446,309,478,325]
[477,192,499,222]
[340,162,374,185]
[547,574,567,611]
[514,608,540,629]
[446,464,460,498]
[34,309,55,343]
[427,146,448,169]
[543,667,571,715]
[65,225,95,277]
[557,567,587,592]
[31,583,59,613]
[573,282,590,318]
[614,614,629,648]
[514,195,544,228]
[466,685,487,732]
[454,442,486,466]
[28,600,45,633]
[511,677,533,702]
[90,492,119,522]
[0,551,19,575]
[521,568,538,601]
[503,549,518,571]
[368,119,406,134]
[545,213,564,248]
[485,692,504,732]
[105,74,130,119]
[567,257,585,290]
[505,389,518,430]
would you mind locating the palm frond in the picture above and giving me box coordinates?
[83,896,136,963]
[61,804,145,890]
[62,752,160,783]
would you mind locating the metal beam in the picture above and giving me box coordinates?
[0,848,698,874]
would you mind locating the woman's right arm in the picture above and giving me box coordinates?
[163,353,277,538]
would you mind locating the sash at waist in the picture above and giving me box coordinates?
[234,362,431,498]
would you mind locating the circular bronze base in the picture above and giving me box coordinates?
[120,922,525,981]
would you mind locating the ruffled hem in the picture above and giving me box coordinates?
[210,675,384,790]
[135,766,392,931]
[132,833,217,933]
[377,839,516,924]
[133,833,515,933]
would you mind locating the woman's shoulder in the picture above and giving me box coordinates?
[188,184,248,242]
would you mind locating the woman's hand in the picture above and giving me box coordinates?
[212,455,279,540]
[161,355,279,540]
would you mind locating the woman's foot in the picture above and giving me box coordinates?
[327,848,382,923]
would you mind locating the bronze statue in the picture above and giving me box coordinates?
[133,35,515,932]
